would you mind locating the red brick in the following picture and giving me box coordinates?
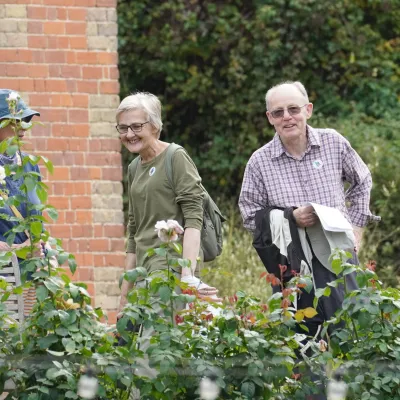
[72,225,94,237]
[104,224,125,237]
[97,0,116,7]
[71,196,92,209]
[30,93,51,106]
[107,311,118,324]
[94,225,103,237]
[111,239,125,252]
[48,196,70,209]
[68,109,88,123]
[56,7,67,20]
[82,66,102,79]
[50,182,65,195]
[32,50,46,63]
[51,167,70,181]
[76,52,98,65]
[97,52,118,65]
[28,36,48,49]
[65,22,86,35]
[86,153,121,166]
[103,253,125,268]
[89,239,109,252]
[74,0,95,5]
[47,137,70,150]
[49,65,61,77]
[64,182,90,195]
[48,36,69,49]
[34,79,46,92]
[99,81,119,94]
[77,81,98,94]
[47,7,57,20]
[45,79,68,92]
[52,123,89,138]
[29,65,49,78]
[71,94,88,108]
[27,6,47,19]
[45,51,66,63]
[40,108,68,123]
[28,21,43,34]
[68,8,87,20]
[48,223,71,238]
[102,167,123,181]
[6,64,30,77]
[69,36,87,49]
[70,167,100,180]
[109,66,119,80]
[60,65,82,78]
[66,80,77,92]
[42,0,75,6]
[68,139,89,151]
[43,21,65,35]
[63,152,85,165]
[76,267,94,281]
[64,211,76,224]
[76,211,92,224]
[75,252,94,267]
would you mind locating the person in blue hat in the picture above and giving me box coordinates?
[0,89,44,276]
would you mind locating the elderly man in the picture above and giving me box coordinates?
[239,81,379,337]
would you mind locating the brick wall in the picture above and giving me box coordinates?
[0,0,124,323]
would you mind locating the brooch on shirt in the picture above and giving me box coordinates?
[149,167,156,176]
[312,159,323,169]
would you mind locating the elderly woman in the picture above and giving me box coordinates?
[0,89,44,273]
[117,92,218,314]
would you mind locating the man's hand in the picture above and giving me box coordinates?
[293,205,319,228]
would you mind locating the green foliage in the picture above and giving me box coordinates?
[310,249,400,400]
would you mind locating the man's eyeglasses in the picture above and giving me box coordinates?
[269,104,308,119]
[116,121,150,135]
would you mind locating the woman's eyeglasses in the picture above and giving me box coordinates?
[269,104,308,119]
[116,121,150,135]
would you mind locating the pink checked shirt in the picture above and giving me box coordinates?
[239,125,380,231]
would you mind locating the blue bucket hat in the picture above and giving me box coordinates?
[0,89,40,121]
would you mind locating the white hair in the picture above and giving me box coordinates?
[265,81,309,110]
[116,92,163,136]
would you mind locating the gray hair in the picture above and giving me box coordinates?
[265,81,309,110]
[116,92,163,136]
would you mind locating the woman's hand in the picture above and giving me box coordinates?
[181,275,222,302]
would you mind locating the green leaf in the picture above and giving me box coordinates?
[357,312,370,329]
[41,156,54,174]
[158,286,171,303]
[331,258,343,275]
[169,241,182,254]
[38,334,59,349]
[30,221,42,237]
[36,285,49,302]
[154,247,167,257]
[46,367,65,380]
[241,381,255,398]
[46,207,58,221]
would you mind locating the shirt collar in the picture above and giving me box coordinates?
[271,124,320,159]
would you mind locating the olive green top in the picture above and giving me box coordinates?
[126,144,204,273]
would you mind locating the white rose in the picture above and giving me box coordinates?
[166,219,184,234]
[0,166,6,185]
[7,91,20,102]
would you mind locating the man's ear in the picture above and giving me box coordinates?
[305,103,313,119]
[266,111,274,126]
